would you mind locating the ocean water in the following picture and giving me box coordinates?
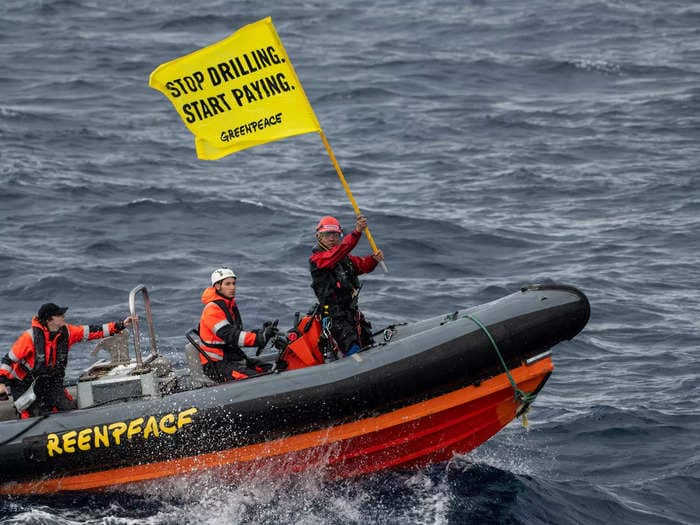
[1,0,698,523]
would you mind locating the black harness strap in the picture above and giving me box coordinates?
[213,300,243,331]
[28,326,69,379]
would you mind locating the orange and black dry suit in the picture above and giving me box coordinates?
[309,228,379,355]
[0,317,125,418]
[198,287,267,382]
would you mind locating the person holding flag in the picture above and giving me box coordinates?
[149,17,388,276]
[309,215,384,357]
[151,17,390,357]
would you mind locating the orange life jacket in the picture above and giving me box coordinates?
[0,317,120,391]
[197,287,257,365]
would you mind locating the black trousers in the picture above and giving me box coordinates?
[326,309,373,355]
[13,375,76,417]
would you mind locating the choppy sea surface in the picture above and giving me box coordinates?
[1,0,699,523]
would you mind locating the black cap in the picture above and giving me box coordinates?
[37,303,69,322]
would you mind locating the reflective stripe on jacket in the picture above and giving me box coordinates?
[197,287,257,365]
[0,317,121,387]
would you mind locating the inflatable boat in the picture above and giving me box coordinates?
[0,282,589,495]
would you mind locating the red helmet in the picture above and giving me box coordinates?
[316,216,343,234]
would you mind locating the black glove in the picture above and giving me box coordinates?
[272,334,290,351]
[114,321,126,332]
[255,320,279,348]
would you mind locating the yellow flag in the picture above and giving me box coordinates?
[149,17,321,160]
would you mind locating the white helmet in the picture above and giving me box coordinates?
[211,267,236,285]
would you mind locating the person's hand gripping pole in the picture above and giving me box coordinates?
[354,215,385,269]
[319,131,388,272]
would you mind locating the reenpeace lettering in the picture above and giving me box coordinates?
[46,407,198,457]
[220,113,283,142]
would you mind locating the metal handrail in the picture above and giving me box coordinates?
[128,284,158,367]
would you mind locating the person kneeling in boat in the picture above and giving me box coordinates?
[310,215,384,357]
[198,267,278,382]
[0,303,131,419]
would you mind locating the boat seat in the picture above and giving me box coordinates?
[184,342,216,388]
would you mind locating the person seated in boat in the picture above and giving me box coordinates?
[197,267,278,382]
[310,215,384,357]
[0,303,131,419]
